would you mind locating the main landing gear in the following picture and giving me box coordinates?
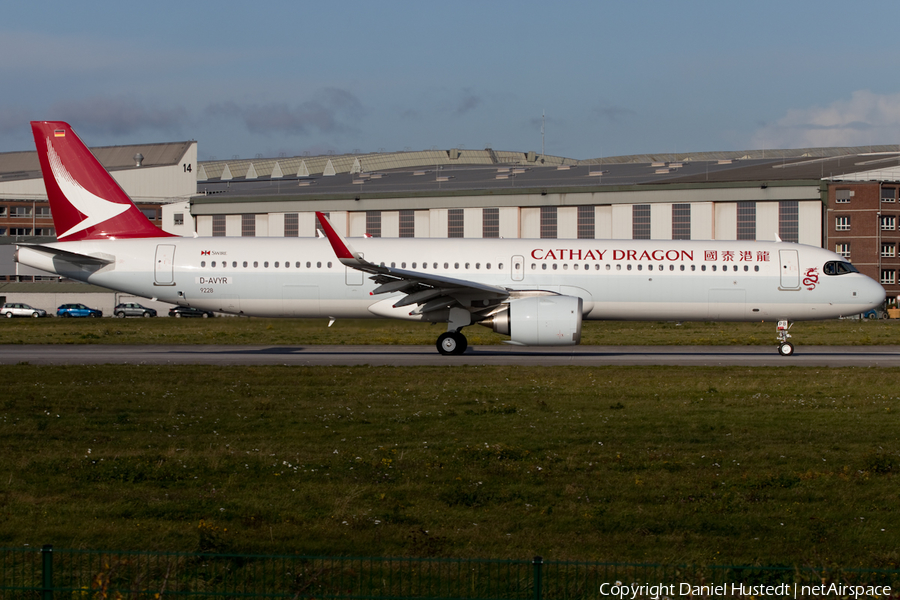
[436,307,473,356]
[776,320,794,356]
[437,330,468,355]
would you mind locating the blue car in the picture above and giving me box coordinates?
[57,303,103,318]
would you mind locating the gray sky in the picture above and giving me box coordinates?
[3,1,900,160]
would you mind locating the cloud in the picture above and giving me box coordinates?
[49,96,188,136]
[752,90,900,149]
[205,88,364,136]
[453,90,482,117]
[591,103,637,123]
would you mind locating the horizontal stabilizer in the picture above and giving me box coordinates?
[17,244,114,266]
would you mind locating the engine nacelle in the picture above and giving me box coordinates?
[488,295,582,346]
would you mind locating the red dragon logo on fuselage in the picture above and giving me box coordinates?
[803,267,819,291]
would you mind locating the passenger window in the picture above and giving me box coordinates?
[295,262,300,268]
[454,263,459,269]
[264,261,269,268]
[542,264,547,270]
[466,263,470,269]
[254,261,259,268]
[317,262,322,268]
[552,264,558,270]
[201,261,206,267]
[743,265,748,271]
[476,263,481,269]
[627,264,632,271]
[637,264,643,271]
[328,262,332,268]
[563,264,568,270]
[486,263,491,269]
[498,263,503,269]
[616,264,621,271]
[755,265,760,272]
[701,265,706,271]
[211,261,216,267]
[232,261,237,268]
[274,262,279,268]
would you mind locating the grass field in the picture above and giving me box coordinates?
[0,316,898,346]
[2,363,898,569]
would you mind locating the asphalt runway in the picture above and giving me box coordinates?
[2,344,900,367]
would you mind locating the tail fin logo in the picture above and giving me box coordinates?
[45,137,129,240]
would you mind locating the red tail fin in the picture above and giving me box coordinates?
[30,121,175,240]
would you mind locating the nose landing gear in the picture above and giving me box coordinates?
[776,320,794,356]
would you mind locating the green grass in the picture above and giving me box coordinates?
[0,316,898,346]
[2,364,899,569]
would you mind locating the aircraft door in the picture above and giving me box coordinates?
[512,255,525,281]
[154,244,176,285]
[779,249,800,290]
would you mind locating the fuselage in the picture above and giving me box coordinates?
[17,236,886,322]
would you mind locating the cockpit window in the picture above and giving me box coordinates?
[823,261,859,275]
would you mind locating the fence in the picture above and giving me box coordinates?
[2,546,899,599]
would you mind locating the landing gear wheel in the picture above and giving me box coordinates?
[437,331,468,356]
[778,342,794,357]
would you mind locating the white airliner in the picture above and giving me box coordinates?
[17,121,886,356]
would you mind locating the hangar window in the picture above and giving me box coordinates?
[11,206,32,218]
[836,189,853,203]
[672,204,691,240]
[448,209,464,238]
[483,208,499,238]
[399,210,415,238]
[284,213,299,237]
[577,206,595,239]
[242,214,255,237]
[632,205,650,240]
[0,206,6,217]
[737,202,756,240]
[882,270,896,285]
[882,188,897,203]
[540,207,557,239]
[880,215,895,231]
[366,211,382,238]
[779,201,799,243]
[212,215,226,237]
[882,243,896,258]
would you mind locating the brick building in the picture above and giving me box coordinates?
[827,182,900,302]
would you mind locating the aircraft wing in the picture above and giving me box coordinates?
[316,212,509,316]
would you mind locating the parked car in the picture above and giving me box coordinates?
[1,302,47,318]
[114,303,157,318]
[57,303,103,318]
[169,306,215,318]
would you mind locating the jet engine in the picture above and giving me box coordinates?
[485,295,583,346]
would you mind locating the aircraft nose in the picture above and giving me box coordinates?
[859,275,887,310]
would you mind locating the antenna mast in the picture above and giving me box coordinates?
[541,110,545,157]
